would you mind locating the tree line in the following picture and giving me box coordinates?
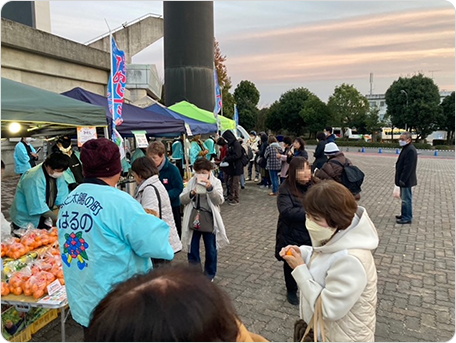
[214,41,454,144]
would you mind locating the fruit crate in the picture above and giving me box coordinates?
[6,325,32,342]
[30,309,58,334]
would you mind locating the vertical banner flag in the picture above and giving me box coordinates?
[234,104,239,127]
[108,37,126,126]
[107,37,126,158]
[213,67,222,116]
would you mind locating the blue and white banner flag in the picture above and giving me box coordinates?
[107,37,126,127]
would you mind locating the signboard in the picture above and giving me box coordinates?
[132,130,148,148]
[77,127,97,147]
[185,123,193,136]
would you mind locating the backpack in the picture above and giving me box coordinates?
[329,159,365,195]
[240,145,250,167]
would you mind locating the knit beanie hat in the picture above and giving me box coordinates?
[324,142,340,155]
[81,138,122,178]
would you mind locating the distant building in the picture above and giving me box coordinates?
[366,91,452,122]
[1,1,51,33]
[366,94,387,121]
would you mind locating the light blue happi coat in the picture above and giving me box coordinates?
[57,183,174,327]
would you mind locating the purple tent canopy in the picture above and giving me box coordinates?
[62,88,185,136]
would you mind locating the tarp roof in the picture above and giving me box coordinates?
[169,101,236,131]
[145,103,217,135]
[1,78,108,128]
[62,88,186,137]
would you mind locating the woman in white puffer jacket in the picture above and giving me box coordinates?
[132,157,182,261]
[281,180,378,342]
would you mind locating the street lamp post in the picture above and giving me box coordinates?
[400,90,408,131]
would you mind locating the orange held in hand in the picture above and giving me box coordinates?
[286,249,294,256]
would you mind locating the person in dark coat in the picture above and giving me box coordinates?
[257,133,270,188]
[324,126,336,143]
[221,130,243,206]
[147,141,184,237]
[287,137,308,164]
[312,132,328,173]
[315,142,361,200]
[395,132,418,224]
[275,157,318,305]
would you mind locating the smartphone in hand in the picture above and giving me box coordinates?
[196,174,208,186]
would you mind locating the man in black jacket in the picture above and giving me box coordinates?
[395,132,418,224]
[221,130,243,206]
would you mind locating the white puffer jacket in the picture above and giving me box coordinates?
[134,175,182,253]
[292,207,378,342]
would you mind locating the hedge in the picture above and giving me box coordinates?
[331,141,433,150]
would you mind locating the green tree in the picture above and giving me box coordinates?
[233,80,260,130]
[265,101,282,133]
[300,95,331,137]
[256,107,269,132]
[327,84,369,131]
[223,92,235,119]
[365,107,385,142]
[385,74,441,142]
[278,88,312,135]
[439,91,455,144]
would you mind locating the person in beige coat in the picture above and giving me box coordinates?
[131,157,182,263]
[180,158,229,281]
[281,180,378,342]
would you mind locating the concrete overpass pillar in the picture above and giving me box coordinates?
[163,1,214,111]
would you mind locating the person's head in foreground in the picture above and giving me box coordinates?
[303,180,358,246]
[86,265,240,342]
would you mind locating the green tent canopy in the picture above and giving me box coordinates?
[169,101,236,131]
[1,78,108,129]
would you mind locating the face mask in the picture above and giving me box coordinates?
[25,138,32,143]
[399,140,407,147]
[306,217,336,247]
[50,171,64,179]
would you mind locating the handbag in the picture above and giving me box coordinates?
[294,296,326,342]
[190,194,214,233]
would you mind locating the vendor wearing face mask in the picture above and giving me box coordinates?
[53,135,84,191]
[10,153,70,230]
[280,180,379,342]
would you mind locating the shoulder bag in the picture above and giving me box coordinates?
[293,296,326,342]
[143,184,162,219]
[190,194,214,233]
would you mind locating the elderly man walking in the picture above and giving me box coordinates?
[395,132,418,224]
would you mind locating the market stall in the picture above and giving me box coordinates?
[1,228,68,342]
[1,78,108,138]
[62,87,186,137]
[169,101,236,131]
[145,103,217,135]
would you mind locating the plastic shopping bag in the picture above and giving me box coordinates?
[393,185,400,199]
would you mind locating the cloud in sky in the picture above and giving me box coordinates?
[49,1,455,106]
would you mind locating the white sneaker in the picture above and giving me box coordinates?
[245,177,251,181]
[254,178,259,182]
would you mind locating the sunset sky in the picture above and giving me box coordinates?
[49,1,455,107]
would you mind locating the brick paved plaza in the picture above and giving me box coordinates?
[1,152,454,342]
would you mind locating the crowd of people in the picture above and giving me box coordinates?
[1,125,419,341]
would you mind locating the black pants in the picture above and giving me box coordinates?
[283,261,297,293]
[172,205,182,238]
[175,159,184,179]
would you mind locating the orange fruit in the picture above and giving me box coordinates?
[286,249,294,256]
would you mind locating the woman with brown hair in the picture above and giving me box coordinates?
[275,157,318,305]
[86,265,268,342]
[280,180,378,341]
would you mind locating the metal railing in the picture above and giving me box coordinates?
[84,13,163,45]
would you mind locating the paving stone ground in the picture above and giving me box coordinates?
[1,152,454,342]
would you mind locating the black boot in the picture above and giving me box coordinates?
[287,291,299,305]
